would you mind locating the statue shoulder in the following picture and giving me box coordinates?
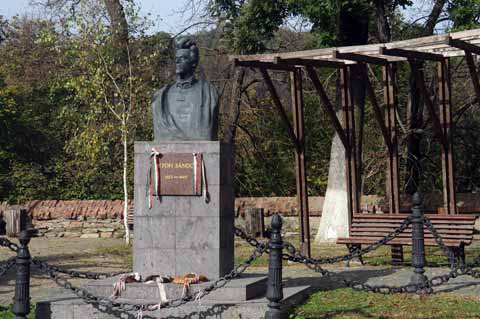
[152,85,171,103]
[199,79,218,99]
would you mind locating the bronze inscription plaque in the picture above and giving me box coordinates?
[154,153,202,196]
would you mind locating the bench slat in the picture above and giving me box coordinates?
[337,237,470,246]
[349,232,472,240]
[353,218,474,225]
[351,227,474,234]
[337,213,476,249]
[351,223,473,232]
[352,213,476,221]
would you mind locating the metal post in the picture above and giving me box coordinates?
[410,193,427,286]
[13,230,31,319]
[265,214,284,319]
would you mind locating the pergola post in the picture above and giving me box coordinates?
[340,66,359,224]
[383,63,401,214]
[383,63,403,263]
[438,58,457,214]
[290,68,310,256]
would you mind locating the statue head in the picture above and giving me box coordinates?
[175,38,199,79]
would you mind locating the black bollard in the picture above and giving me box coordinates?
[265,214,284,319]
[13,230,31,319]
[410,192,427,287]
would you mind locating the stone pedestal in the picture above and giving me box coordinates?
[133,141,234,279]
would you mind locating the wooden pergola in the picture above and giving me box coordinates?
[229,28,480,257]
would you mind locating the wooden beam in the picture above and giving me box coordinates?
[438,58,457,214]
[410,62,448,148]
[305,66,349,149]
[361,67,392,150]
[381,47,444,61]
[290,69,311,257]
[341,66,360,221]
[465,52,480,104]
[333,51,389,65]
[234,59,295,71]
[229,29,480,63]
[448,38,480,55]
[383,64,401,215]
[278,57,345,68]
[259,68,299,149]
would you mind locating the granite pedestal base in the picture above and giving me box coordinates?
[133,141,234,279]
[35,274,311,319]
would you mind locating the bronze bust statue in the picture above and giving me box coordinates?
[152,38,219,141]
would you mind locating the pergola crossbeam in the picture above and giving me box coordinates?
[230,28,480,63]
[449,38,480,55]
[277,57,346,68]
[333,51,389,65]
[381,47,444,61]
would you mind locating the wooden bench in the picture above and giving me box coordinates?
[337,213,477,266]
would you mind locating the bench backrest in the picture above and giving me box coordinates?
[351,213,476,245]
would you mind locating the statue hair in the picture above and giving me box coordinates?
[175,38,199,65]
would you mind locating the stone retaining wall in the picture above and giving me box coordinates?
[1,193,480,238]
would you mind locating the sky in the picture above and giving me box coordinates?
[0,0,442,35]
[0,0,186,34]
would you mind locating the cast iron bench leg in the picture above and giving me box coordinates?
[346,244,364,266]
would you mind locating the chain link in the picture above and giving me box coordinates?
[281,216,480,294]
[0,237,20,253]
[283,216,412,265]
[33,244,267,314]
[234,227,268,251]
[31,257,125,280]
[284,240,435,294]
[422,217,456,261]
[0,256,16,278]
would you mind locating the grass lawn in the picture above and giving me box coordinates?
[234,236,480,268]
[289,288,480,319]
[0,307,35,319]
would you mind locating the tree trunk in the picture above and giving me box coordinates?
[315,98,350,241]
[373,0,391,43]
[104,0,130,244]
[224,67,246,144]
[423,0,446,36]
[122,118,130,245]
[103,0,129,66]
[316,3,369,242]
[406,0,446,194]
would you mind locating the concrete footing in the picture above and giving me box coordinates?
[36,274,310,319]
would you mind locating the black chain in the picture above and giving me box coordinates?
[33,244,267,314]
[283,240,434,294]
[0,256,16,278]
[282,216,480,294]
[422,217,456,261]
[284,216,413,265]
[234,227,268,251]
[277,216,439,294]
[0,237,20,253]
[31,257,126,280]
